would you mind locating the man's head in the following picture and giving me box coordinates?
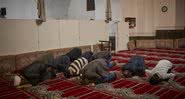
[121,60,145,77]
[56,72,65,78]
[81,51,93,62]
[42,66,57,81]
[122,70,132,78]
[114,71,124,79]
[66,47,82,62]
[92,51,112,62]
[149,73,162,85]
[63,69,71,78]
[121,63,134,78]
[104,53,112,62]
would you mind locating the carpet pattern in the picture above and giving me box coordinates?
[0,77,38,99]
[109,48,185,99]
[1,48,185,99]
[42,78,123,99]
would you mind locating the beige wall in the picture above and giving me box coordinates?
[154,0,176,29]
[121,0,184,36]
[79,20,108,45]
[0,19,108,56]
[0,20,38,55]
[121,0,154,36]
[60,20,80,48]
[116,22,129,51]
[121,0,137,17]
[176,0,185,27]
[136,0,154,36]
[38,20,60,51]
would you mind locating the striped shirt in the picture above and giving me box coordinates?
[68,57,88,76]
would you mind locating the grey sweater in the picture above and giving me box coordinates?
[81,58,109,83]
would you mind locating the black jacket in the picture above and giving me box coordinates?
[21,53,56,86]
[122,56,145,76]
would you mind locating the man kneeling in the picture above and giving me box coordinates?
[81,58,117,85]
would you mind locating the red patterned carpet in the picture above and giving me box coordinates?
[1,48,185,99]
[110,48,185,99]
[0,77,39,99]
[44,78,122,99]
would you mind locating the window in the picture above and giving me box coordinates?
[87,0,95,11]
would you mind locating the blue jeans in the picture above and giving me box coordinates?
[102,72,116,82]
[107,62,114,68]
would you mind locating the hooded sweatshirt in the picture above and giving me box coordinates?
[145,60,175,79]
[66,47,82,62]
[122,56,145,76]
[81,58,116,84]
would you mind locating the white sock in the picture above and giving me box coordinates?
[14,75,21,86]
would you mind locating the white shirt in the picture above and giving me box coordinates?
[145,60,175,79]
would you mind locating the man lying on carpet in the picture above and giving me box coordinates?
[80,58,118,85]
[56,51,117,83]
[92,51,117,68]
[53,51,117,85]
[5,53,57,87]
[121,56,146,78]
[6,47,82,87]
[146,60,185,90]
[60,51,94,78]
[53,50,115,77]
[146,60,175,85]
[79,51,118,85]
[10,50,116,87]
[52,47,82,73]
